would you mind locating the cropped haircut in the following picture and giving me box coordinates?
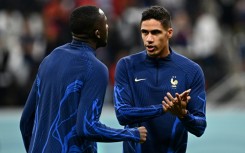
[141,6,172,29]
[69,6,101,37]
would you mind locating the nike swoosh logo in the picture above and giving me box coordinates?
[135,78,146,82]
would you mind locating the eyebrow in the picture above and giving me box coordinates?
[141,29,162,34]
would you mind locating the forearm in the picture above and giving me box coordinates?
[116,104,163,125]
[22,135,31,152]
[20,101,35,151]
[77,97,140,142]
[77,120,140,142]
[180,112,206,137]
[20,116,34,152]
[114,85,163,125]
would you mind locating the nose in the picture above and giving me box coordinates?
[146,34,153,42]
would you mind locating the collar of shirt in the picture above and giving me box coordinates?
[145,47,173,65]
[70,39,96,55]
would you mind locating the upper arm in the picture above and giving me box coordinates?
[188,65,206,116]
[76,63,108,135]
[114,58,133,108]
[20,76,39,151]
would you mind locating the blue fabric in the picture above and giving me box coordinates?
[20,40,140,153]
[114,48,207,153]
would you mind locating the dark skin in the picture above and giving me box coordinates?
[162,89,191,118]
[72,9,108,50]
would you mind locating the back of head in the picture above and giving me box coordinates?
[69,5,100,39]
[141,6,172,29]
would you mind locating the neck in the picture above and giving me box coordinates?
[73,36,97,50]
[160,44,171,58]
[162,49,170,58]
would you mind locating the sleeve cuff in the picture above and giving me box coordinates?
[179,111,192,122]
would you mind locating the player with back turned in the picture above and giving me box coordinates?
[20,5,147,153]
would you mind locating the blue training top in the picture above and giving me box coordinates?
[114,48,207,153]
[20,39,140,153]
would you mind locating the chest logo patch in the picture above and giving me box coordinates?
[135,78,146,82]
[171,76,178,88]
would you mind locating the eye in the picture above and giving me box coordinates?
[151,30,161,35]
[141,30,148,35]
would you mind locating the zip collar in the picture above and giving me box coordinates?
[145,47,173,65]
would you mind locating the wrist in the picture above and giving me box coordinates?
[179,110,188,119]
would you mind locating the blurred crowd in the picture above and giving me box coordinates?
[0,0,244,106]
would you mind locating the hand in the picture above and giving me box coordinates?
[175,91,191,118]
[179,89,191,102]
[162,89,191,118]
[137,126,147,143]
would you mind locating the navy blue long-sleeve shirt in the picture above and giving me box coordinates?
[114,48,207,153]
[20,40,140,153]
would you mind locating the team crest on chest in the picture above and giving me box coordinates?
[171,76,178,89]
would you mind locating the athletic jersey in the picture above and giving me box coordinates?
[20,40,140,153]
[114,48,207,153]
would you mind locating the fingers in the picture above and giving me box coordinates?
[186,96,191,103]
[162,91,191,113]
[186,89,191,94]
[184,89,191,95]
[162,92,175,112]
[138,126,147,143]
[166,92,175,103]
[162,101,168,112]
[180,100,187,107]
[177,93,191,108]
[176,93,182,108]
[162,100,174,112]
[180,89,191,101]
[162,90,191,119]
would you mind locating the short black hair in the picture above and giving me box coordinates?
[141,6,172,29]
[69,5,101,37]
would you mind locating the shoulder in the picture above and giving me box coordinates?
[172,50,202,73]
[117,51,145,66]
[171,50,205,86]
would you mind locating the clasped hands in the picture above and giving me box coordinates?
[138,89,191,144]
[162,89,191,118]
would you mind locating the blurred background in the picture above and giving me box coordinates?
[0,0,244,152]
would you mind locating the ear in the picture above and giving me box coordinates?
[95,30,100,38]
[167,28,173,39]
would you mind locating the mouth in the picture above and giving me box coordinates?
[146,45,155,52]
